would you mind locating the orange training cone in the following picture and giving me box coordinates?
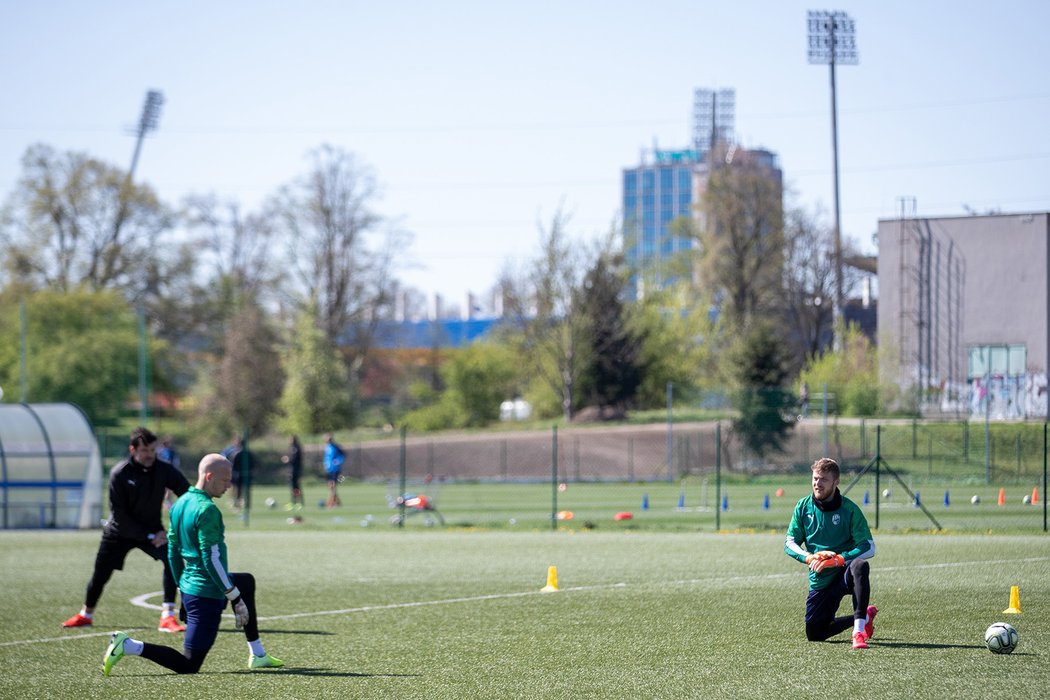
[1003,585,1022,614]
[541,565,559,592]
[997,488,1006,506]
[1033,487,1039,505]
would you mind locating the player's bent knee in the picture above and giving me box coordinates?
[849,558,869,577]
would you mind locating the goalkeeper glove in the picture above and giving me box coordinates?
[225,586,249,629]
[812,554,845,573]
[804,550,835,566]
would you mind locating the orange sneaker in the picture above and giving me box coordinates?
[863,605,878,640]
[158,615,186,633]
[852,632,868,649]
[62,613,93,628]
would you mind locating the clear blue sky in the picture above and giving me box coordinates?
[2,1,1048,310]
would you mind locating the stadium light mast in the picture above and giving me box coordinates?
[129,89,164,181]
[126,89,164,424]
[808,10,857,342]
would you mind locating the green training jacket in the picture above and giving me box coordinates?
[168,487,235,599]
[784,490,875,590]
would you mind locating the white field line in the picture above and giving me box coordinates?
[6,555,1045,648]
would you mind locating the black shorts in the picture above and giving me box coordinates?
[95,536,167,571]
[805,569,850,625]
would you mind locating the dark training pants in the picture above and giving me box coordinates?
[85,536,178,608]
[804,558,871,642]
[139,572,259,674]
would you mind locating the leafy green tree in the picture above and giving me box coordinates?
[696,148,785,329]
[0,144,173,296]
[629,281,721,408]
[275,304,356,436]
[800,323,883,416]
[191,297,284,440]
[402,342,519,430]
[727,321,795,458]
[0,289,151,424]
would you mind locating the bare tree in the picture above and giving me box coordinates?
[269,145,403,378]
[182,194,278,303]
[501,209,593,421]
[781,205,836,363]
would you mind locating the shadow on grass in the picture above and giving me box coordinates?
[870,639,984,650]
[230,667,421,678]
[216,629,334,637]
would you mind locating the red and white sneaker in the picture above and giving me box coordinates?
[62,613,93,628]
[158,615,186,633]
[852,632,869,649]
[863,605,878,640]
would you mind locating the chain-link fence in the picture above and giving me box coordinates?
[92,419,1048,533]
[328,419,1048,533]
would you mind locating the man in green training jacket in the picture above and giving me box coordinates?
[784,457,878,650]
[102,453,283,675]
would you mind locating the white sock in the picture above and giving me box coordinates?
[248,639,265,657]
[854,617,866,634]
[80,609,93,619]
[123,637,144,656]
[161,603,176,617]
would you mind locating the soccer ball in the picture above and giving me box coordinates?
[265,497,277,509]
[1022,494,1031,505]
[971,494,980,505]
[984,622,1018,654]
[882,488,891,499]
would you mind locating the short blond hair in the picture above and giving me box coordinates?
[812,457,840,479]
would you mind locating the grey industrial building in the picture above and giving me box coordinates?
[876,212,1049,419]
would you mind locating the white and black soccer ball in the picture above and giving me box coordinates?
[984,622,1018,654]
[265,497,277,509]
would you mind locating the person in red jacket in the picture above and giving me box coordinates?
[62,426,191,633]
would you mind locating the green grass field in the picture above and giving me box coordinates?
[1,497,1047,699]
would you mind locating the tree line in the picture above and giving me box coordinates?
[0,141,885,457]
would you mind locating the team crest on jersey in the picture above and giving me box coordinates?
[832,514,841,526]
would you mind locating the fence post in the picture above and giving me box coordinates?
[573,435,580,482]
[912,419,918,458]
[628,437,634,482]
[928,434,933,479]
[1042,422,1047,533]
[551,425,558,531]
[715,422,721,532]
[500,440,507,481]
[666,382,674,483]
[822,382,829,456]
[1016,432,1022,476]
[398,426,406,528]
[860,419,866,459]
[962,421,969,463]
[875,426,881,530]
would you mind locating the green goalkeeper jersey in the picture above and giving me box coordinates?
[168,487,236,599]
[784,490,875,590]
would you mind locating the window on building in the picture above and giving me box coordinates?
[967,344,1026,378]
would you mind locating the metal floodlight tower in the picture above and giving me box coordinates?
[125,88,163,424]
[693,88,735,158]
[129,89,164,181]
[808,10,857,340]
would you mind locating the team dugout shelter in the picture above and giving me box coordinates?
[0,403,103,529]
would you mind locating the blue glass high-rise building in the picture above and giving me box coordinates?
[622,148,701,297]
